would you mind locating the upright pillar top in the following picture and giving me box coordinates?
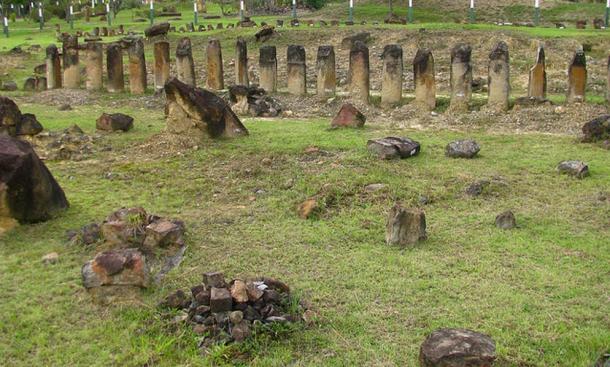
[489,41,509,62]
[287,45,306,64]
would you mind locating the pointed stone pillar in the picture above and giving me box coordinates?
[381,44,403,106]
[528,46,546,99]
[287,45,306,96]
[62,35,80,89]
[46,44,62,89]
[316,45,336,99]
[106,43,125,93]
[413,48,436,110]
[449,44,472,112]
[154,41,170,92]
[176,37,196,86]
[349,41,370,104]
[85,41,103,90]
[235,37,249,86]
[206,38,224,90]
[128,38,147,94]
[259,45,277,93]
[566,49,587,104]
[487,41,510,111]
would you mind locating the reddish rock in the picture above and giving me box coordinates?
[331,103,366,128]
[96,113,134,132]
[142,218,184,248]
[81,248,150,289]
[230,280,249,303]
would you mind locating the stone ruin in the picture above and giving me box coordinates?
[228,85,282,117]
[159,271,312,348]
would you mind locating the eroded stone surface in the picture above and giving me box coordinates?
[419,328,496,367]
[386,204,427,247]
[367,137,421,160]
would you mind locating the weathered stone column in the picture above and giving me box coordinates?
[448,43,472,112]
[413,48,436,110]
[527,46,546,99]
[235,37,249,86]
[106,43,125,93]
[381,44,403,106]
[176,37,196,86]
[154,41,170,91]
[607,55,610,104]
[488,41,510,111]
[566,49,586,104]
[128,38,147,94]
[287,45,306,95]
[85,42,103,90]
[349,41,370,103]
[62,35,80,89]
[316,45,336,99]
[206,38,224,90]
[259,46,277,93]
[45,44,62,89]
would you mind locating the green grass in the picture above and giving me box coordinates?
[0,101,609,366]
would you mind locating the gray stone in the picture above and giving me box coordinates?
[557,160,589,178]
[367,137,421,160]
[445,140,480,158]
[495,210,516,229]
[419,328,496,367]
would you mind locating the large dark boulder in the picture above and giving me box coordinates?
[164,77,248,139]
[0,96,43,136]
[96,113,134,132]
[582,115,610,142]
[0,136,69,228]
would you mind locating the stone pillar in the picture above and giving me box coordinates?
[349,41,370,103]
[128,38,147,94]
[106,43,125,93]
[176,37,196,86]
[45,44,62,89]
[316,45,336,99]
[206,38,224,90]
[607,55,610,104]
[287,45,306,96]
[85,42,103,90]
[62,35,80,89]
[259,46,277,93]
[488,41,510,111]
[449,43,472,112]
[154,41,170,92]
[566,49,587,104]
[413,48,436,110]
[381,44,403,106]
[527,46,546,99]
[235,37,248,86]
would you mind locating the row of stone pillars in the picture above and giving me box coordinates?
[45,36,604,107]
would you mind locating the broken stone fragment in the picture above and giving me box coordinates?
[445,140,480,158]
[331,103,366,128]
[96,113,134,132]
[246,281,264,302]
[42,252,59,265]
[557,160,589,178]
[144,22,170,38]
[210,287,233,313]
[419,328,496,367]
[195,289,211,305]
[230,280,249,303]
[495,210,516,229]
[367,137,421,160]
[0,96,43,137]
[386,204,427,247]
[204,271,227,288]
[229,310,244,325]
[231,320,251,342]
[142,219,184,248]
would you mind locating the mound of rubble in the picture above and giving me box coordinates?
[228,85,282,117]
[159,272,312,349]
[23,124,97,161]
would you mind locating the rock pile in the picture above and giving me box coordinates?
[159,272,310,347]
[557,160,589,178]
[24,124,96,161]
[228,85,282,117]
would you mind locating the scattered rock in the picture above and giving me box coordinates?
[0,96,43,137]
[0,81,18,91]
[419,328,496,367]
[386,204,427,247]
[367,137,421,160]
[96,113,134,132]
[495,210,516,229]
[144,22,170,38]
[581,115,610,143]
[465,180,490,197]
[445,140,480,158]
[68,222,101,245]
[331,103,366,128]
[557,160,589,178]
[23,124,95,161]
[42,252,59,265]
[58,104,72,111]
[298,197,320,219]
[16,114,43,136]
[254,25,276,42]
[364,183,387,192]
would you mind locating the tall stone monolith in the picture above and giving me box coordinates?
[316,45,336,99]
[566,49,587,104]
[381,44,403,106]
[607,55,610,104]
[62,35,80,89]
[154,41,170,92]
[106,43,124,93]
[449,43,472,112]
[176,37,196,86]
[259,46,277,92]
[487,41,510,111]
[349,41,370,104]
[128,38,147,94]
[46,44,62,89]
[287,45,306,95]
[528,46,546,99]
[206,38,224,90]
[85,42,103,90]
[413,48,436,110]
[235,37,249,86]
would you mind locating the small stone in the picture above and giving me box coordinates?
[230,280,249,303]
[298,197,319,219]
[419,328,496,367]
[161,289,190,309]
[261,157,272,166]
[265,316,288,323]
[445,140,480,158]
[231,320,251,342]
[465,180,490,197]
[243,305,262,321]
[367,137,421,160]
[495,210,516,229]
[195,305,211,315]
[229,310,244,324]
[142,219,184,248]
[301,309,317,325]
[386,204,427,247]
[191,284,205,298]
[557,160,589,178]
[203,272,226,288]
[581,115,610,142]
[246,281,264,302]
[209,287,232,313]
[331,103,366,128]
[193,324,207,335]
[195,290,211,305]
[96,113,134,132]
[364,183,387,192]
[42,252,59,265]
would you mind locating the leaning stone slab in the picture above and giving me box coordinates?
[96,113,134,132]
[445,140,480,158]
[164,78,248,139]
[331,103,365,128]
[419,328,496,367]
[367,137,421,160]
[386,204,426,247]
[528,46,546,99]
[0,135,69,234]
[566,49,587,104]
[488,41,510,112]
[557,160,589,178]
